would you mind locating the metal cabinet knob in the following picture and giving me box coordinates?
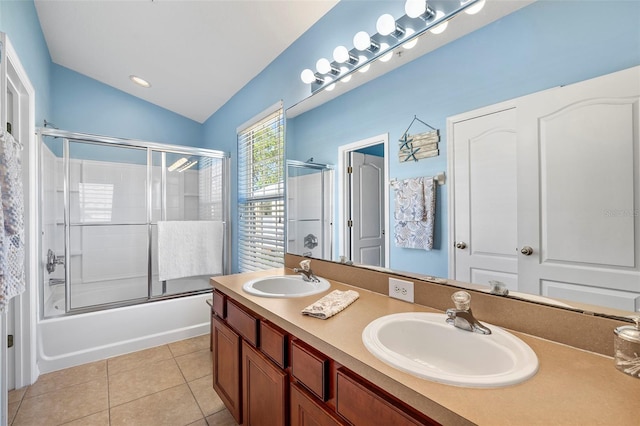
[455,241,467,250]
[520,246,534,256]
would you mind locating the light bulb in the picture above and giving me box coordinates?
[464,0,486,15]
[376,14,396,36]
[402,28,417,49]
[340,66,352,83]
[358,55,370,73]
[405,0,426,19]
[316,58,331,74]
[300,69,316,84]
[333,46,350,63]
[379,43,393,62]
[430,11,448,34]
[326,83,336,91]
[353,31,372,51]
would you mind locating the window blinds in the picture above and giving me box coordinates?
[237,108,285,271]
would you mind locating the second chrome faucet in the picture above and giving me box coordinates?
[445,291,491,335]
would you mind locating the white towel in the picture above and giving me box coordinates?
[0,130,26,313]
[393,177,436,250]
[301,290,359,320]
[157,220,224,281]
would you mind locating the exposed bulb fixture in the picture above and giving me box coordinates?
[430,11,449,34]
[333,45,357,64]
[129,75,151,88]
[300,68,318,84]
[402,28,418,49]
[340,66,352,83]
[379,43,393,62]
[316,58,332,74]
[358,55,370,73]
[326,83,336,91]
[404,0,435,20]
[463,0,486,15]
[376,14,404,37]
[353,31,379,51]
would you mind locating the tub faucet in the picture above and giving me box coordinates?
[293,259,319,283]
[445,291,491,335]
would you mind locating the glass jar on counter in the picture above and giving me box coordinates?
[614,315,640,379]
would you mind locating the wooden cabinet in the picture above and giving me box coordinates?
[211,289,439,426]
[290,382,343,426]
[212,316,242,424]
[243,341,288,426]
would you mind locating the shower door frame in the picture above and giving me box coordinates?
[38,128,231,317]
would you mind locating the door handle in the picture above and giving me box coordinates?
[455,241,467,250]
[520,246,534,256]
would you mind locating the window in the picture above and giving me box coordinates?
[238,106,285,271]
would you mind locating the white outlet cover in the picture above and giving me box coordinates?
[388,277,414,303]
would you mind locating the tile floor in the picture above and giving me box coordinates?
[7,334,238,426]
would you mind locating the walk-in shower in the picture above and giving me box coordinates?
[37,129,230,372]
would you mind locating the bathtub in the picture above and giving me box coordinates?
[37,281,212,373]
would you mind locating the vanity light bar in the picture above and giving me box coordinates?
[299,0,486,93]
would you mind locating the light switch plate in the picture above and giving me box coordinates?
[388,277,414,303]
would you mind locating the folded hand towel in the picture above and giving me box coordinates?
[301,290,359,320]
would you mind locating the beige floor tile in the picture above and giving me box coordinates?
[188,375,225,417]
[175,349,212,382]
[8,401,20,425]
[169,334,210,358]
[25,361,107,398]
[13,378,108,426]
[110,384,203,426]
[109,358,186,407]
[107,345,173,376]
[61,410,110,425]
[206,408,238,426]
[187,420,208,426]
[8,386,27,404]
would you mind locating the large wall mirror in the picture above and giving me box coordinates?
[284,0,640,320]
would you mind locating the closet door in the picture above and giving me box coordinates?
[517,66,640,310]
[451,108,518,289]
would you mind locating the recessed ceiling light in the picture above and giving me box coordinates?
[129,75,151,88]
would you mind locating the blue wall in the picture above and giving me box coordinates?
[204,0,640,275]
[0,0,51,126]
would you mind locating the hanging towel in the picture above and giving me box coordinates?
[0,130,26,313]
[301,290,359,320]
[393,177,436,250]
[157,220,224,281]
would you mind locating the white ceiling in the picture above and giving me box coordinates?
[34,0,338,123]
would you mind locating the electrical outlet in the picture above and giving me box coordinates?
[388,277,414,303]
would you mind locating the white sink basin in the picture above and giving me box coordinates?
[362,312,538,388]
[242,275,330,298]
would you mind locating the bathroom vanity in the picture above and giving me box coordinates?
[210,256,640,425]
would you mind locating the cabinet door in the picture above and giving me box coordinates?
[242,341,287,426]
[451,107,518,290]
[212,316,242,424]
[517,66,640,310]
[291,382,343,426]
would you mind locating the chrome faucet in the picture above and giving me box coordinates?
[293,259,320,283]
[445,291,491,335]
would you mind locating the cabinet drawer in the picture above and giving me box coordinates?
[212,289,226,318]
[291,340,329,401]
[336,370,437,426]
[260,321,288,369]
[226,299,259,346]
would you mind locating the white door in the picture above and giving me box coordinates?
[349,152,385,265]
[517,67,640,310]
[452,108,519,290]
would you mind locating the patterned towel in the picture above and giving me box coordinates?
[301,290,359,319]
[393,177,436,250]
[0,130,26,313]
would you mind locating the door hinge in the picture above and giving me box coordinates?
[8,334,14,348]
[347,219,353,227]
[347,166,353,174]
